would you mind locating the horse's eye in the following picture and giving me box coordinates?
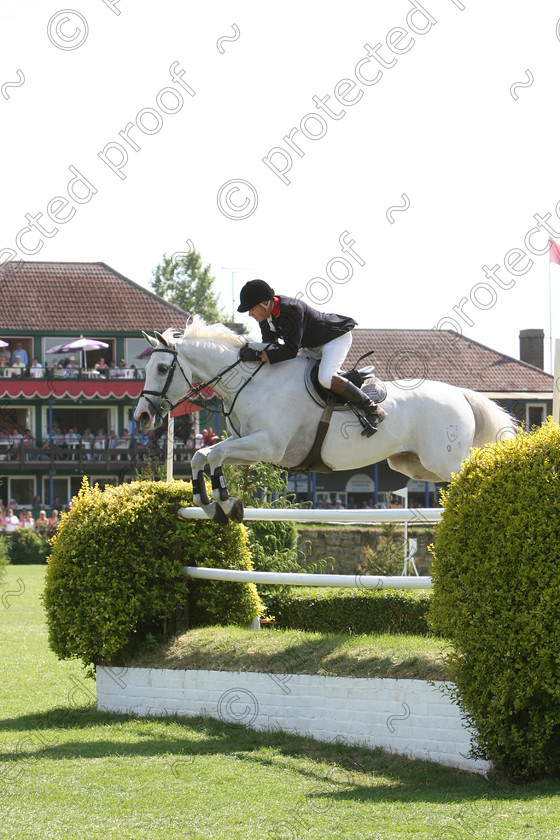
[157,364,169,374]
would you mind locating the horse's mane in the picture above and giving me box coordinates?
[162,316,244,348]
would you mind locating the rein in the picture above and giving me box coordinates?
[140,344,264,431]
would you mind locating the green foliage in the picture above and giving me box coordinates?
[151,250,228,323]
[5,529,50,564]
[223,462,317,603]
[267,588,431,635]
[42,478,262,670]
[357,524,403,576]
[0,536,8,581]
[429,420,560,778]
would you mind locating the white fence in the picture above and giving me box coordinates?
[178,506,442,591]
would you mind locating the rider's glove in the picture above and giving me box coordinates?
[239,344,262,363]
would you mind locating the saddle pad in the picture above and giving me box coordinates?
[304,358,387,409]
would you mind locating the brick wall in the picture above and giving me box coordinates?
[97,666,490,774]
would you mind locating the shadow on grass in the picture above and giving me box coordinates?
[133,633,447,680]
[0,706,555,804]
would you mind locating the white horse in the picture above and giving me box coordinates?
[134,319,516,524]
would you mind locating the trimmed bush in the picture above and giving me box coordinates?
[43,479,263,671]
[429,420,560,778]
[0,536,8,581]
[6,529,50,564]
[266,587,432,635]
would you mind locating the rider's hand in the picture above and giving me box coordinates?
[239,344,262,363]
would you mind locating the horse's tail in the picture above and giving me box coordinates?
[461,388,518,449]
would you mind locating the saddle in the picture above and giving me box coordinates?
[295,358,387,473]
[304,358,387,409]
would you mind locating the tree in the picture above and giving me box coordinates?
[151,251,228,324]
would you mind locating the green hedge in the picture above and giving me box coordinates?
[266,587,432,635]
[5,529,50,564]
[0,537,8,582]
[43,479,263,671]
[429,420,560,778]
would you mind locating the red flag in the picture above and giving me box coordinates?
[550,238,560,265]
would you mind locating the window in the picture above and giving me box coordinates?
[6,477,35,506]
[125,337,151,370]
[526,403,546,429]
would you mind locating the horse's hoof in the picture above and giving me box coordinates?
[228,499,244,523]
[212,505,230,527]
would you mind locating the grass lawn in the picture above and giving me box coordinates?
[1,565,559,840]
[130,625,449,680]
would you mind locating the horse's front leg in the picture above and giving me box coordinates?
[190,447,230,526]
[206,432,286,524]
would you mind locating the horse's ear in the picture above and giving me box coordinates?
[142,331,159,348]
[154,330,169,347]
[186,314,194,327]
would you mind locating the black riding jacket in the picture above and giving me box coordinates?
[259,295,357,364]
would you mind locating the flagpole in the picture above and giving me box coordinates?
[549,252,553,373]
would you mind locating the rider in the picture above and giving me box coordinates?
[237,279,386,436]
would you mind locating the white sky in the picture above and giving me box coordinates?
[1,0,559,368]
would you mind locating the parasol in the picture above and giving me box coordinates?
[48,336,109,369]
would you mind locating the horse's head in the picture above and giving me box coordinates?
[134,329,192,429]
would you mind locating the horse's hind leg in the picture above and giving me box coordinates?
[387,452,446,483]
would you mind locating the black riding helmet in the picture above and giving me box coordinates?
[237,279,275,312]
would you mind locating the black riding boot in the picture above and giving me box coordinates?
[336,379,387,437]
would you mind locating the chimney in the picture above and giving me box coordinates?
[519,329,544,369]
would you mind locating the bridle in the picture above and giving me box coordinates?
[139,346,192,422]
[139,343,264,430]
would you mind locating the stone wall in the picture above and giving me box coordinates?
[296,527,434,574]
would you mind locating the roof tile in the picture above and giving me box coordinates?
[0,261,190,332]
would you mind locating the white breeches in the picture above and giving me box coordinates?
[317,331,353,389]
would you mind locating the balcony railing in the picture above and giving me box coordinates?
[0,368,145,381]
[0,440,194,472]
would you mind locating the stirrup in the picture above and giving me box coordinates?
[357,412,378,437]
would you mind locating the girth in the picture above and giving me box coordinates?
[294,358,387,473]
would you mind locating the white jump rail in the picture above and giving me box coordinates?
[178,506,442,591]
[177,507,443,524]
[184,566,432,589]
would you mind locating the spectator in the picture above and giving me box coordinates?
[107,361,118,378]
[95,358,109,377]
[195,429,204,449]
[12,355,25,373]
[18,511,25,527]
[36,510,49,531]
[203,427,217,446]
[11,342,28,366]
[64,358,79,378]
[52,427,64,445]
[116,429,131,459]
[5,508,19,532]
[82,427,93,460]
[49,509,59,528]
[93,429,106,459]
[0,358,9,376]
[0,344,10,364]
[23,510,35,529]
[30,358,43,378]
